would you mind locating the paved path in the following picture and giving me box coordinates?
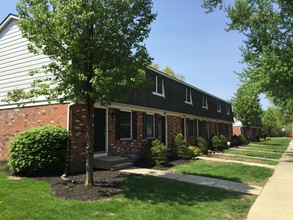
[121,167,262,195]
[247,140,293,220]
[196,156,276,169]
[217,153,279,162]
[229,148,281,154]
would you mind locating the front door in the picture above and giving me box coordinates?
[94,108,106,152]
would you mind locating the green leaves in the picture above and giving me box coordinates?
[232,83,263,127]
[203,0,293,116]
[13,0,157,105]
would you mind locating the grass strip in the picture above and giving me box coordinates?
[0,172,256,220]
[170,160,273,187]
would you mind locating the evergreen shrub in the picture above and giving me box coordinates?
[8,126,69,175]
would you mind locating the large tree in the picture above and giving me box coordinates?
[150,64,185,81]
[11,0,156,186]
[202,0,293,115]
[231,83,263,127]
[262,107,284,136]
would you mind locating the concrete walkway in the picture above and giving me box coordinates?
[247,140,293,220]
[196,156,276,169]
[218,153,279,162]
[229,147,281,154]
[121,167,262,195]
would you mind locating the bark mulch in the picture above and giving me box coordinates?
[0,159,189,201]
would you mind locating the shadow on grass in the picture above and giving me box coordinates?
[122,175,244,206]
[176,172,243,183]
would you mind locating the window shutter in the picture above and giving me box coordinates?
[143,113,147,139]
[115,109,120,140]
[155,115,160,139]
[181,118,185,137]
[194,119,198,138]
[132,112,137,140]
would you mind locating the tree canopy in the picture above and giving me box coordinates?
[150,64,185,81]
[231,83,263,127]
[202,0,293,116]
[13,0,156,185]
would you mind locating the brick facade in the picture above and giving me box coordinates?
[233,125,242,136]
[0,103,233,173]
[0,104,68,161]
[167,115,183,145]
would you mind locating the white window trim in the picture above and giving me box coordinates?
[185,88,193,105]
[226,104,231,115]
[202,94,208,109]
[217,101,222,113]
[152,76,165,98]
[146,113,155,139]
[120,110,132,140]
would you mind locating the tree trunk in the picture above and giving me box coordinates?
[85,94,95,186]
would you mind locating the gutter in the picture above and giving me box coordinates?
[64,102,75,175]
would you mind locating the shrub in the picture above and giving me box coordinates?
[174,133,190,159]
[239,134,247,145]
[8,126,69,175]
[209,136,222,151]
[219,135,228,149]
[150,139,167,166]
[197,137,207,154]
[174,133,187,148]
[186,146,201,158]
[231,135,241,146]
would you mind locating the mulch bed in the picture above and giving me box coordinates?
[0,159,190,201]
[35,170,133,201]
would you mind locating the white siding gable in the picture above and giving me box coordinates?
[0,15,53,109]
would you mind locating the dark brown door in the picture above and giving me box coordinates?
[94,108,106,152]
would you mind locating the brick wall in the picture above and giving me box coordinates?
[0,104,68,161]
[68,104,87,172]
[167,115,183,145]
[233,125,242,136]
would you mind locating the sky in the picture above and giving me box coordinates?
[0,0,270,109]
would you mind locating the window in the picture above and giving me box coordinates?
[185,88,193,105]
[146,114,155,138]
[198,120,208,139]
[188,119,195,137]
[120,111,132,139]
[217,101,222,112]
[226,104,230,115]
[152,76,165,97]
[202,94,208,109]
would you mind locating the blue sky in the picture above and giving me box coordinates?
[0,0,270,109]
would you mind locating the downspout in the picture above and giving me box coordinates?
[64,102,75,175]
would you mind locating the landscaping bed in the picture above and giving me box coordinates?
[0,163,133,201]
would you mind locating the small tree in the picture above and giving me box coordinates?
[11,0,157,186]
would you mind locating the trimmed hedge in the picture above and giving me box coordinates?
[8,125,69,175]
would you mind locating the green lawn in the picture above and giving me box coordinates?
[0,172,255,220]
[224,149,282,159]
[170,160,273,186]
[224,138,291,160]
[211,154,279,165]
[246,138,290,153]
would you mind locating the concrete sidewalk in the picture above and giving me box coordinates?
[121,167,262,195]
[247,140,293,220]
[196,156,276,169]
